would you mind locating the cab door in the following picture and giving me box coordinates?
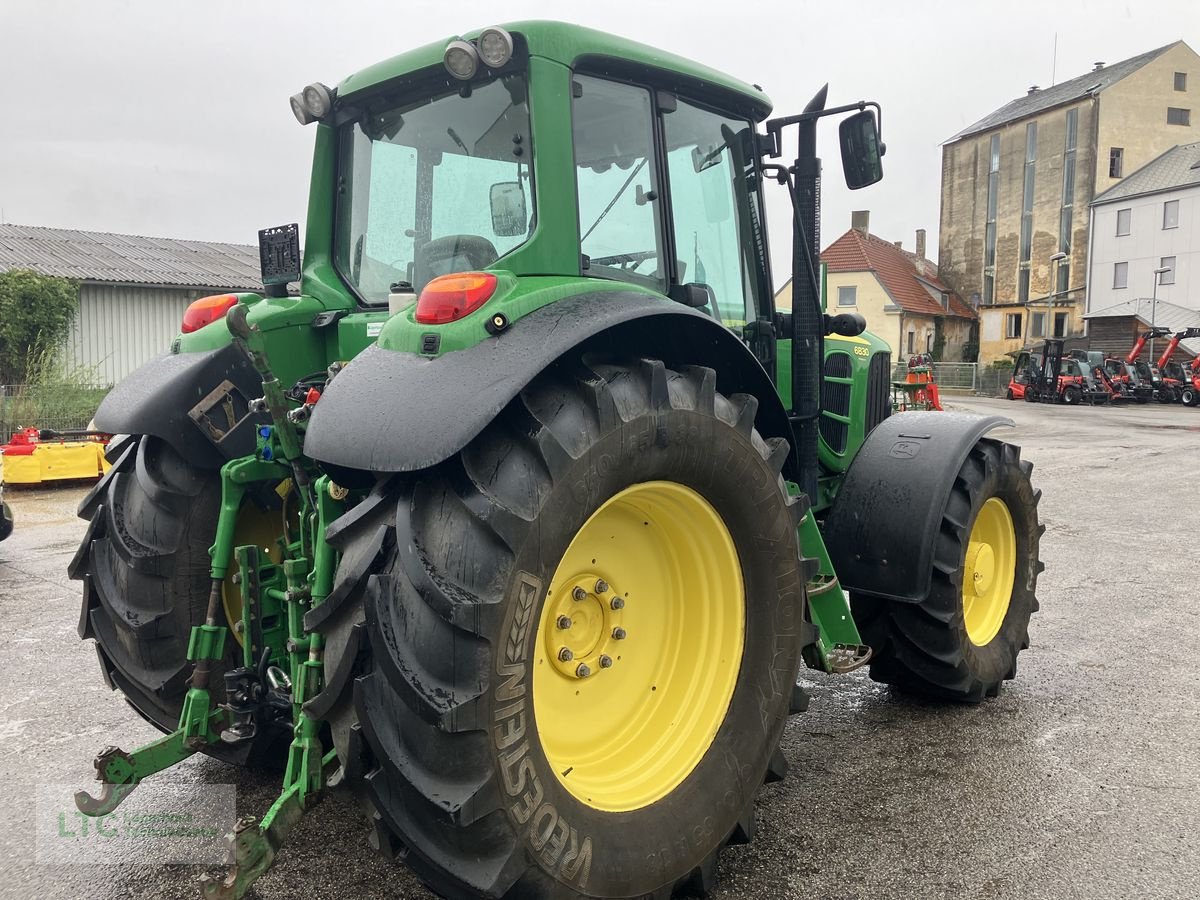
[659,97,774,371]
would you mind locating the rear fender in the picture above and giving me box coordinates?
[304,291,797,478]
[822,411,1013,603]
[93,344,267,468]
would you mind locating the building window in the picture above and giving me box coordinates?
[1175,72,1188,91]
[1017,122,1037,303]
[1005,313,1023,339]
[1113,261,1128,289]
[1116,208,1131,235]
[926,332,934,353]
[1057,108,1077,295]
[1109,147,1124,178]
[1164,200,1180,229]
[1160,257,1176,284]
[1167,107,1191,126]
[1053,312,1067,338]
[837,285,856,306]
[907,330,915,354]
[983,133,1000,304]
[1031,311,1045,337]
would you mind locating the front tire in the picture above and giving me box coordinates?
[317,358,809,898]
[851,439,1041,701]
[1062,385,1081,405]
[1181,386,1197,407]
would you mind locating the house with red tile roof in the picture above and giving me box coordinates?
[777,212,978,362]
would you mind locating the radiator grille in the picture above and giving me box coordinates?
[820,352,852,453]
[866,351,892,434]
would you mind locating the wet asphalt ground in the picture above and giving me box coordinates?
[1,395,1198,899]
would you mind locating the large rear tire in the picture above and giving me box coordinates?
[316,358,810,898]
[70,435,287,765]
[850,439,1041,701]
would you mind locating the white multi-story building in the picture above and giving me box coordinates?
[1085,142,1200,359]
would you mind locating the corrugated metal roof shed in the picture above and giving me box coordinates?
[1092,142,1200,204]
[1085,298,1200,356]
[0,223,262,290]
[945,43,1178,144]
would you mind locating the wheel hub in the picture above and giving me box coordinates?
[543,575,626,679]
[962,497,1017,646]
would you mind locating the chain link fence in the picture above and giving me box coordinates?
[891,363,1013,398]
[0,384,110,442]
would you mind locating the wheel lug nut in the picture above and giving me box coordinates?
[610,597,625,610]
[612,627,626,640]
[556,615,572,630]
[575,663,592,678]
[595,579,609,594]
[599,654,613,669]
[558,647,574,662]
[572,587,587,602]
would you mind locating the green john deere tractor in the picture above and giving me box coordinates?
[71,21,1043,899]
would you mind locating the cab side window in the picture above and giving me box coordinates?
[662,100,762,334]
[573,76,665,292]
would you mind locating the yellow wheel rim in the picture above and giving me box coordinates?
[532,481,744,813]
[962,497,1017,646]
[222,502,285,645]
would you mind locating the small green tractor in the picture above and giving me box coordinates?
[72,21,1042,899]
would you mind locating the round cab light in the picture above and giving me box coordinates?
[290,92,315,125]
[181,294,240,334]
[477,27,514,68]
[301,82,334,119]
[414,273,498,325]
[444,40,480,80]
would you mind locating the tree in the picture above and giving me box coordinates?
[0,269,79,384]
[961,320,980,363]
[932,317,946,361]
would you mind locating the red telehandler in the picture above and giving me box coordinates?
[1101,330,1164,404]
[1151,328,1200,404]
[1123,328,1174,403]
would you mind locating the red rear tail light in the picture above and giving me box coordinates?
[414,273,498,325]
[181,294,239,333]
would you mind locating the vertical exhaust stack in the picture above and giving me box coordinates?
[790,86,829,505]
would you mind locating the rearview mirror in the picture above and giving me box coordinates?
[490,182,527,237]
[839,110,883,190]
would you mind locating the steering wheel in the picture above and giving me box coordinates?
[588,250,657,272]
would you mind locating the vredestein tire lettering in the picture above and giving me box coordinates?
[493,571,595,889]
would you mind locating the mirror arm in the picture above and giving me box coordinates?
[763,100,883,159]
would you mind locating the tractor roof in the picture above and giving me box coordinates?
[337,20,773,121]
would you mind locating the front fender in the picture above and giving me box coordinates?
[93,344,267,468]
[305,291,796,476]
[822,411,1013,603]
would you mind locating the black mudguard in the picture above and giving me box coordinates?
[822,411,1013,603]
[305,290,796,476]
[93,344,267,469]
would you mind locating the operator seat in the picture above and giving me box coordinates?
[413,235,499,292]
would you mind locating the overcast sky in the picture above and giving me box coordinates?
[0,0,1194,287]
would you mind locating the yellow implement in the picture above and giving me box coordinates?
[1,428,111,485]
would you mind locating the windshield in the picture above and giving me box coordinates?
[335,74,534,304]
